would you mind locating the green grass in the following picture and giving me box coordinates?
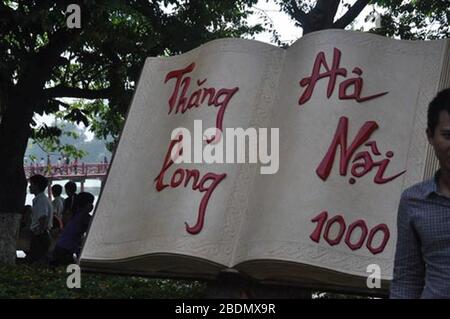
[0,264,207,298]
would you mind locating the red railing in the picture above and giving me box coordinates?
[25,163,110,179]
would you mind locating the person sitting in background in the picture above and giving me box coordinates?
[62,181,77,226]
[51,192,94,266]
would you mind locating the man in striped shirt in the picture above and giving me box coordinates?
[390,88,450,298]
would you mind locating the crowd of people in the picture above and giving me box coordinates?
[20,175,95,267]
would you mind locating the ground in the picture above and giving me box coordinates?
[0,264,207,298]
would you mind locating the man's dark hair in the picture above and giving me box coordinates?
[29,174,48,192]
[73,192,95,211]
[64,181,77,194]
[427,88,450,137]
[51,184,63,197]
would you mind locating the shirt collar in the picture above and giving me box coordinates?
[35,191,46,198]
[424,170,443,198]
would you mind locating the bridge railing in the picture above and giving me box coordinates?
[25,163,110,179]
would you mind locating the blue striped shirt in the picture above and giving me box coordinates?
[390,171,450,298]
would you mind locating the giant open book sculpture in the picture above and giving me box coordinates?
[80,30,450,293]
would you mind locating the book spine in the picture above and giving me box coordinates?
[423,40,450,180]
[228,47,286,267]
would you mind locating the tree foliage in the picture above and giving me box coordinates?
[0,0,262,156]
[371,0,449,39]
[276,0,449,39]
[277,0,371,34]
[1,1,448,158]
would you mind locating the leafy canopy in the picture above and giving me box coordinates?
[0,0,261,155]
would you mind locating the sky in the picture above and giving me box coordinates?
[34,0,377,136]
[247,0,377,45]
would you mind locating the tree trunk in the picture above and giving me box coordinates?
[0,214,21,264]
[302,0,340,35]
[0,96,33,264]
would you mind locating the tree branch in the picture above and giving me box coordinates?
[44,86,114,99]
[312,0,341,29]
[333,0,371,29]
[54,99,71,109]
[14,28,82,103]
[288,0,309,26]
[325,0,341,22]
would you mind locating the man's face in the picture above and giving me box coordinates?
[79,203,94,215]
[65,187,74,196]
[29,182,38,195]
[428,110,450,172]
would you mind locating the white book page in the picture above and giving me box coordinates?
[234,30,446,280]
[81,38,284,267]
